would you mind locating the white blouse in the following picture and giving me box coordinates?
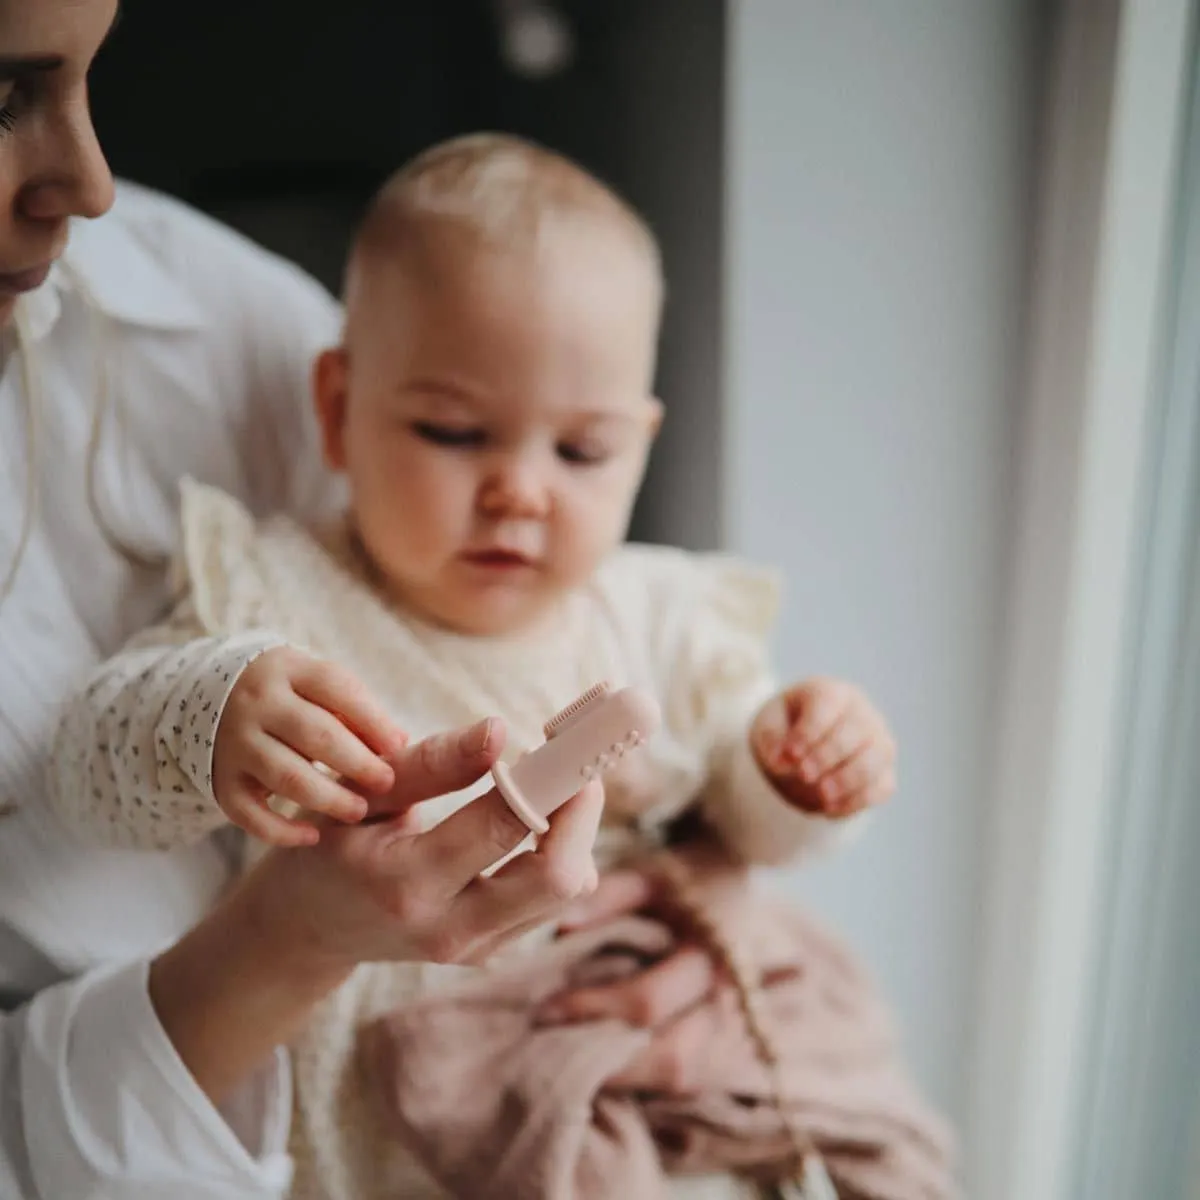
[0,180,342,1198]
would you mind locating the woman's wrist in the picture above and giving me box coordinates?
[148,857,351,1105]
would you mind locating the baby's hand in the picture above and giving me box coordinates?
[749,677,896,818]
[212,647,405,846]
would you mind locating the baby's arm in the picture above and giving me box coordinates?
[658,554,892,867]
[48,599,402,852]
[46,598,289,851]
[703,677,894,866]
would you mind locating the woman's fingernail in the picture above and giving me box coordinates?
[464,717,493,755]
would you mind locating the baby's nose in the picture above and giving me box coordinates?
[478,459,551,518]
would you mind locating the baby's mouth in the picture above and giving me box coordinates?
[460,548,538,570]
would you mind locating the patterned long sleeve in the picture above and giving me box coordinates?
[46,597,285,852]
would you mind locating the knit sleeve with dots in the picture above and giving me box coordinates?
[45,595,285,852]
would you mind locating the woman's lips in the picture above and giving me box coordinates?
[0,263,52,294]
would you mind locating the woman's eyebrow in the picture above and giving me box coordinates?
[0,0,124,83]
[0,57,64,81]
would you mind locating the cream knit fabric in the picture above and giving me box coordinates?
[50,480,856,1200]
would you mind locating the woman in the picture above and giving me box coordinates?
[0,3,726,1198]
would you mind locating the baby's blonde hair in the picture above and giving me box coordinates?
[347,133,663,309]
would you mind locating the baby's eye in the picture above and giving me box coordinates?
[557,441,610,466]
[411,421,488,449]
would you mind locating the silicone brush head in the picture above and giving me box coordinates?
[492,682,662,834]
[543,681,611,739]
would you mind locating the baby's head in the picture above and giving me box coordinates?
[314,133,663,637]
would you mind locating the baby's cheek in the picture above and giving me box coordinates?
[556,490,631,574]
[399,493,471,568]
[556,513,604,568]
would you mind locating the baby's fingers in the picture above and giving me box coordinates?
[837,770,897,816]
[290,659,408,760]
[223,782,321,848]
[794,714,854,784]
[248,736,369,824]
[264,695,395,796]
[783,679,849,760]
[816,739,883,806]
[820,729,897,806]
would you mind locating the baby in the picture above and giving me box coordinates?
[49,135,896,1200]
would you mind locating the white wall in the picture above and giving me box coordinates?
[724,0,1041,1114]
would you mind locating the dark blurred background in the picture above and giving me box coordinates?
[88,0,728,549]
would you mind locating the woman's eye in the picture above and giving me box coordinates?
[0,82,20,136]
[411,421,488,449]
[557,441,610,466]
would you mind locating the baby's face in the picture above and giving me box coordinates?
[316,226,661,637]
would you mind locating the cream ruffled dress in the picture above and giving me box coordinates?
[86,481,847,1200]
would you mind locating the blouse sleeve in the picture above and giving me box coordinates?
[0,961,293,1199]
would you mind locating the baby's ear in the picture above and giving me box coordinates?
[313,347,350,470]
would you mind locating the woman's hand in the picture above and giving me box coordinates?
[535,844,747,1094]
[253,715,604,971]
[150,715,603,1102]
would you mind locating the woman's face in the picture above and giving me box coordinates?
[0,0,116,325]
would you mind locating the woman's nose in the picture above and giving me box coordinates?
[18,106,115,224]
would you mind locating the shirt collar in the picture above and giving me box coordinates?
[16,206,207,343]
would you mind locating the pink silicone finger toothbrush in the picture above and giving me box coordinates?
[491,681,662,834]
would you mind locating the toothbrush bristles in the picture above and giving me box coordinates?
[543,681,611,739]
